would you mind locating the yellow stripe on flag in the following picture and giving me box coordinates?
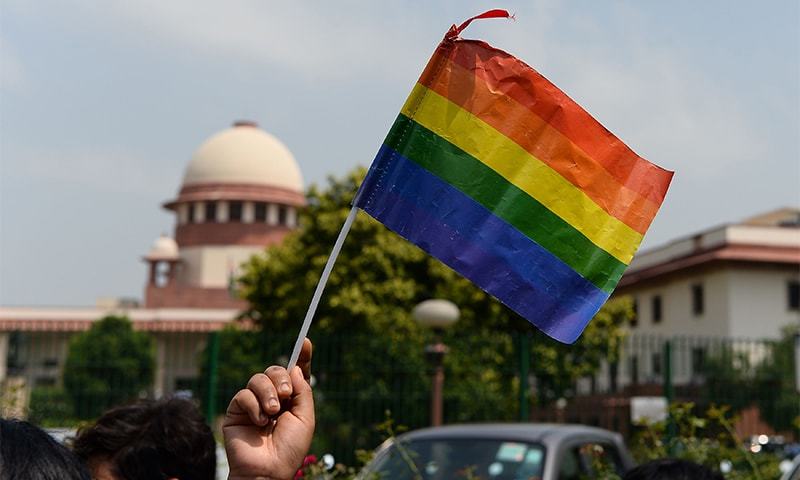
[401,83,643,264]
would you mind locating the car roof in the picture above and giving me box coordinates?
[396,423,622,445]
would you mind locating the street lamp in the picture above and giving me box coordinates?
[413,299,460,427]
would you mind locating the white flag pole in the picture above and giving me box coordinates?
[286,205,360,370]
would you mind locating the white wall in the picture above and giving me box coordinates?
[177,246,263,288]
[626,267,732,337]
[727,265,800,339]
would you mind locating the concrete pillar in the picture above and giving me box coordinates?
[178,203,189,225]
[196,202,206,223]
[0,333,9,382]
[267,203,279,226]
[148,261,158,286]
[218,201,229,222]
[243,202,255,224]
[154,336,166,398]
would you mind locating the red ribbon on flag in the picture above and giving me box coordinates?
[445,9,512,39]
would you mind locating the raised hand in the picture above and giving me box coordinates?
[223,338,314,480]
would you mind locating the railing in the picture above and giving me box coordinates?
[1,329,797,464]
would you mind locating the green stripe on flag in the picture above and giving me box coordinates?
[384,114,626,293]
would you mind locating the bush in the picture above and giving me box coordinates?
[632,403,782,480]
[63,315,155,419]
[27,387,75,427]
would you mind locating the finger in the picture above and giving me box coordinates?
[289,366,314,425]
[226,388,267,426]
[265,365,293,401]
[246,372,281,416]
[298,338,313,381]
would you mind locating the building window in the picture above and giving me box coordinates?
[229,201,243,222]
[630,299,639,327]
[651,295,662,324]
[254,203,267,222]
[188,203,196,224]
[205,202,217,223]
[277,205,288,226]
[651,353,662,376]
[35,377,56,387]
[629,355,639,385]
[42,358,58,368]
[788,280,800,311]
[691,347,706,376]
[691,283,704,316]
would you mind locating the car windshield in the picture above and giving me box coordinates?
[367,438,546,480]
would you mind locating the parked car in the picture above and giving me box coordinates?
[781,454,800,480]
[359,423,635,480]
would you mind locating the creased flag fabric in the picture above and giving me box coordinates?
[354,15,673,343]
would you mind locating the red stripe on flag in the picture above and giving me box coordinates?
[432,39,672,206]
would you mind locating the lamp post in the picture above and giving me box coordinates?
[413,299,459,427]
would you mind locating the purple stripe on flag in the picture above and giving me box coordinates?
[356,145,609,343]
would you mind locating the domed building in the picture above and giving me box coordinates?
[0,121,306,398]
[144,121,305,309]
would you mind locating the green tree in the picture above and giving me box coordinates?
[236,167,628,459]
[198,324,270,418]
[63,315,155,419]
[699,325,799,433]
[752,325,800,432]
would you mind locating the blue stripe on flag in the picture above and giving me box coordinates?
[356,145,609,343]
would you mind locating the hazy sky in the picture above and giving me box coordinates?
[1,1,798,307]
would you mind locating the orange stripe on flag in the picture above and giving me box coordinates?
[420,52,661,234]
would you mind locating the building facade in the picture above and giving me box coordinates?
[565,209,800,437]
[0,121,304,399]
[616,208,800,340]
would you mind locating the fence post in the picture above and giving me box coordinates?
[794,332,800,394]
[518,333,530,421]
[205,331,221,424]
[663,339,676,451]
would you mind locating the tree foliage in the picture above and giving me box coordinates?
[700,325,799,433]
[235,168,629,458]
[63,315,154,419]
[751,325,800,432]
[198,324,268,418]
[632,403,782,480]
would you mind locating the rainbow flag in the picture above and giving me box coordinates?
[354,11,673,343]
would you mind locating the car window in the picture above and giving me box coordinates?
[558,443,624,480]
[558,448,586,480]
[578,442,625,476]
[367,438,546,480]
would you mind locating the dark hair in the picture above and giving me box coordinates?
[71,396,215,480]
[623,459,725,480]
[0,418,91,480]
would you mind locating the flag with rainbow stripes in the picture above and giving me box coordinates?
[354,11,673,343]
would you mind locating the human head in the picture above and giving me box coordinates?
[71,396,215,480]
[0,418,91,480]
[623,459,725,480]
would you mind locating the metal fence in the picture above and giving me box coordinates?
[1,328,798,463]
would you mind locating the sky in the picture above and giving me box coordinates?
[1,1,798,307]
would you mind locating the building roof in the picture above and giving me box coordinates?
[619,208,800,288]
[182,121,303,193]
[143,234,179,261]
[0,307,241,332]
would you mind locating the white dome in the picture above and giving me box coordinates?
[182,122,303,192]
[146,235,179,261]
